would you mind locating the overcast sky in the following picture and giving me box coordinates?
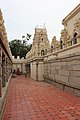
[0,0,80,43]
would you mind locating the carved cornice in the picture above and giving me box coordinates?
[0,9,12,62]
[61,29,67,37]
[62,4,80,25]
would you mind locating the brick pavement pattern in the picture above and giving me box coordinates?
[2,75,80,120]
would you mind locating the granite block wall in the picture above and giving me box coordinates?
[44,53,80,96]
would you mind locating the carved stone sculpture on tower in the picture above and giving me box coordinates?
[60,29,68,49]
[51,36,59,52]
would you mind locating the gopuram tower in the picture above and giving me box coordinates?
[26,26,50,59]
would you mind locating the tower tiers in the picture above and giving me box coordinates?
[26,27,50,58]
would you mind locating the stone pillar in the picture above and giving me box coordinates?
[8,60,12,77]
[2,53,6,87]
[38,62,44,81]
[30,62,37,80]
[77,35,80,43]
[36,62,38,81]
[6,57,9,82]
[23,63,25,74]
[7,58,9,80]
[0,46,2,97]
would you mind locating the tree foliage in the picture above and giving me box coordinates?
[9,34,32,59]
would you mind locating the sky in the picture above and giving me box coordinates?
[0,0,80,43]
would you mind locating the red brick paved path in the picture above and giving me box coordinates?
[2,76,80,120]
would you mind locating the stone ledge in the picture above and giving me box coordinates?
[44,77,80,97]
[0,74,12,120]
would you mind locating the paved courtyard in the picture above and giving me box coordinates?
[2,75,80,120]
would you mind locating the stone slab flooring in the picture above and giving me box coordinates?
[2,75,80,120]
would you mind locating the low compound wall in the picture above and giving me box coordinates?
[44,52,80,96]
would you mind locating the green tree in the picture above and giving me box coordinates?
[9,34,32,59]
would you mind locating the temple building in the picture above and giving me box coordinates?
[12,4,80,94]
[62,4,80,42]
[0,3,80,119]
[0,9,12,119]
[25,26,50,80]
[25,4,80,96]
[13,4,80,87]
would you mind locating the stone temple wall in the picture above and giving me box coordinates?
[0,9,12,119]
[43,4,80,96]
[44,52,80,96]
